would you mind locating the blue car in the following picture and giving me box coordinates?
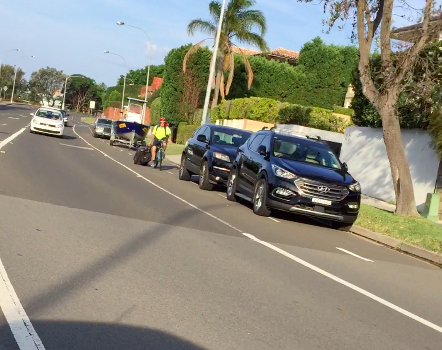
[179,125,252,190]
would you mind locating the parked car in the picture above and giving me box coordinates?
[225,130,361,231]
[93,118,113,139]
[61,109,69,126]
[179,125,252,190]
[30,108,65,137]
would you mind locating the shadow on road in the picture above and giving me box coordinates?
[1,320,207,350]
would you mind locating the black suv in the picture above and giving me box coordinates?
[179,125,252,190]
[226,130,361,230]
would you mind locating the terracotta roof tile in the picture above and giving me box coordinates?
[231,46,259,55]
[267,48,299,60]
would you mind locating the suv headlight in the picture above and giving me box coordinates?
[56,124,63,128]
[349,182,361,193]
[213,152,230,162]
[272,164,297,180]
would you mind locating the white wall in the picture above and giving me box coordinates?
[340,127,439,212]
[275,124,345,144]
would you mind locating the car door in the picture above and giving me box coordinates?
[237,134,257,184]
[240,133,266,193]
[193,126,211,170]
[249,134,271,183]
[185,127,202,172]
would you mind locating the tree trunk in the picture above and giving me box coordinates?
[379,99,419,217]
[210,55,225,109]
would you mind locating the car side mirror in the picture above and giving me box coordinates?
[343,162,348,172]
[257,145,268,157]
[30,113,34,117]
[197,134,208,143]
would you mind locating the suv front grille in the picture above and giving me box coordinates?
[295,178,349,201]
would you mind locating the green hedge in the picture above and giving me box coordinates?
[176,123,199,144]
[333,106,354,116]
[212,97,350,133]
[150,97,161,125]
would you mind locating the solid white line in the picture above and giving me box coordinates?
[0,257,45,349]
[191,182,198,185]
[336,247,374,262]
[0,127,26,150]
[242,233,442,334]
[268,217,280,223]
[217,194,226,198]
[72,125,442,335]
[59,143,94,150]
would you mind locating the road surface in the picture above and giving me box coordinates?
[0,105,441,350]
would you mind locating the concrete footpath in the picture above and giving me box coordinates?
[166,154,442,267]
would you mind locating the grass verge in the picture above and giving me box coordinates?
[355,204,442,253]
[81,117,96,124]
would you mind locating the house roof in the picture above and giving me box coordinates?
[232,46,299,61]
[391,14,442,42]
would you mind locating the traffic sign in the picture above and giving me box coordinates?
[3,86,8,91]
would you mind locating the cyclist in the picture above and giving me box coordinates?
[149,117,172,167]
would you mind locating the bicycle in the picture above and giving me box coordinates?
[153,139,166,171]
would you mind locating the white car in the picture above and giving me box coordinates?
[30,108,65,137]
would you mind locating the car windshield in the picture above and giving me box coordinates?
[272,136,342,170]
[96,119,112,125]
[36,109,62,120]
[212,129,250,147]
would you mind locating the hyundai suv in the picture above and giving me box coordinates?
[226,130,361,231]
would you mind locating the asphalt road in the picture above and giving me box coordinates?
[0,106,441,350]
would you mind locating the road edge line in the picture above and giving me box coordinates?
[0,257,45,349]
[0,127,27,150]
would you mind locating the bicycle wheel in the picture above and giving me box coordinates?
[158,149,164,171]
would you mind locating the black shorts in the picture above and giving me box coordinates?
[152,138,167,147]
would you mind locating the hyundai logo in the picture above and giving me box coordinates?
[317,186,330,193]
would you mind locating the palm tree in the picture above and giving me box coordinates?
[185,0,268,108]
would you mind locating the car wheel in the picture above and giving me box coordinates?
[226,168,238,202]
[199,160,213,191]
[179,155,191,181]
[93,132,97,138]
[332,222,353,232]
[253,178,271,217]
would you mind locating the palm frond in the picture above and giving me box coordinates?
[219,71,225,99]
[235,31,268,52]
[238,10,267,35]
[187,19,216,36]
[209,1,222,22]
[240,52,254,89]
[225,51,235,95]
[183,39,211,72]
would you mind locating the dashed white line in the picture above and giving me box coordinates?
[0,256,46,349]
[191,182,198,185]
[8,117,19,120]
[0,127,26,150]
[72,125,442,335]
[59,143,94,151]
[166,171,174,175]
[268,217,280,223]
[0,123,6,126]
[336,247,374,262]
[217,194,226,198]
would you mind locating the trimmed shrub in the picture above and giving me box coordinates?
[150,97,161,125]
[176,123,199,144]
[333,106,354,116]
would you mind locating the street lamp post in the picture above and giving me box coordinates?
[104,50,129,113]
[200,0,227,125]
[62,74,88,110]
[116,22,152,118]
[11,55,35,103]
[0,49,20,88]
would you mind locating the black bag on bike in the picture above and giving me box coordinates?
[133,146,151,166]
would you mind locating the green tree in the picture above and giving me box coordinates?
[29,67,65,107]
[150,97,162,125]
[0,64,25,99]
[117,65,165,86]
[186,0,268,108]
[65,76,104,111]
[297,0,439,216]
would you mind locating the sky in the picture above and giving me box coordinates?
[0,0,421,87]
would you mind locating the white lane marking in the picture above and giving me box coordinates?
[73,125,242,233]
[73,125,442,335]
[191,182,198,185]
[59,143,94,151]
[268,217,280,223]
[8,117,19,120]
[167,171,174,175]
[0,127,26,150]
[217,194,226,198]
[20,115,27,118]
[1,123,6,126]
[0,257,46,349]
[336,247,374,262]
[0,151,5,154]
[242,233,442,334]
